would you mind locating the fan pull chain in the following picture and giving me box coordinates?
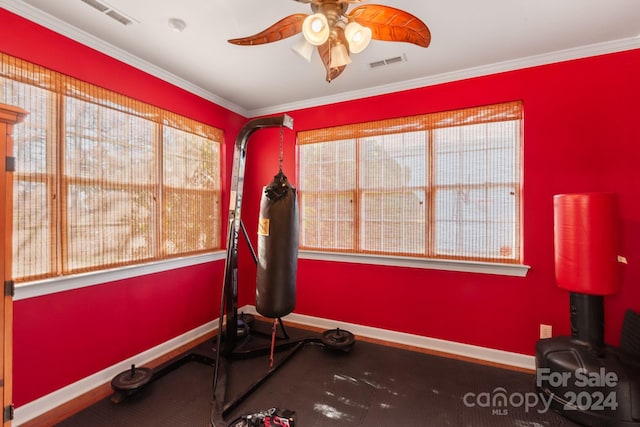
[269,318,278,369]
[279,125,284,172]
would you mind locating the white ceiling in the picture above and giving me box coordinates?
[3,0,640,117]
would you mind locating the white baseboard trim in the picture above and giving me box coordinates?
[13,320,218,426]
[14,306,535,425]
[241,305,536,372]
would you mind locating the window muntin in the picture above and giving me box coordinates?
[1,53,222,282]
[298,102,522,264]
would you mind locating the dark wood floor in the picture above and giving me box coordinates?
[56,321,579,426]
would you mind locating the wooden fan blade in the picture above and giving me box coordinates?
[293,0,362,3]
[348,5,431,47]
[318,42,346,82]
[228,14,307,45]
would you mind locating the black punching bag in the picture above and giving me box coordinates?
[256,170,298,318]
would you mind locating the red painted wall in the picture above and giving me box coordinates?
[236,49,640,358]
[4,6,640,411]
[1,9,244,406]
[13,263,224,405]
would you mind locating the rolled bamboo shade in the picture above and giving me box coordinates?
[1,52,223,282]
[297,101,522,263]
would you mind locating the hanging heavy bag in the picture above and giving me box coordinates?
[256,170,298,318]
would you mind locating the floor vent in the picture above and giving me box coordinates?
[369,54,407,69]
[80,0,136,26]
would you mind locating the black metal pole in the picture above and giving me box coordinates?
[569,292,605,349]
[213,114,293,401]
[240,220,258,266]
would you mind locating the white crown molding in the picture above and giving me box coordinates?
[251,36,640,117]
[3,1,639,119]
[0,0,249,117]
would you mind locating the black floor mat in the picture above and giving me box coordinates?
[56,323,579,427]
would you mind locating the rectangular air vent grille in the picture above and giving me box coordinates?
[369,55,407,69]
[80,0,136,26]
[81,0,108,12]
[105,10,132,26]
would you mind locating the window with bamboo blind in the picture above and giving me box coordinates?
[298,101,522,264]
[0,53,222,283]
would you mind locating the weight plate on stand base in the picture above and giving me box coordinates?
[237,312,255,339]
[239,312,255,327]
[110,364,153,402]
[321,328,355,352]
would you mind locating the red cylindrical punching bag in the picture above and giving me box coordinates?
[553,193,621,295]
[256,170,298,318]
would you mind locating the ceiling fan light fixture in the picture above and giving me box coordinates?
[330,42,352,68]
[344,22,371,54]
[226,1,431,83]
[291,36,314,62]
[302,13,330,45]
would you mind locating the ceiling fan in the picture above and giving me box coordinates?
[228,0,431,82]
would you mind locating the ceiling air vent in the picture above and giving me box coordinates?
[80,0,136,26]
[369,54,407,69]
[105,9,133,26]
[81,0,108,12]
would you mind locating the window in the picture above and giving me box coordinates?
[298,101,522,264]
[1,53,222,282]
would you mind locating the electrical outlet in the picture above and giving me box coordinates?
[540,324,552,339]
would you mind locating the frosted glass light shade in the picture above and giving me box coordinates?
[302,13,330,45]
[291,36,314,62]
[330,43,352,68]
[344,22,372,53]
